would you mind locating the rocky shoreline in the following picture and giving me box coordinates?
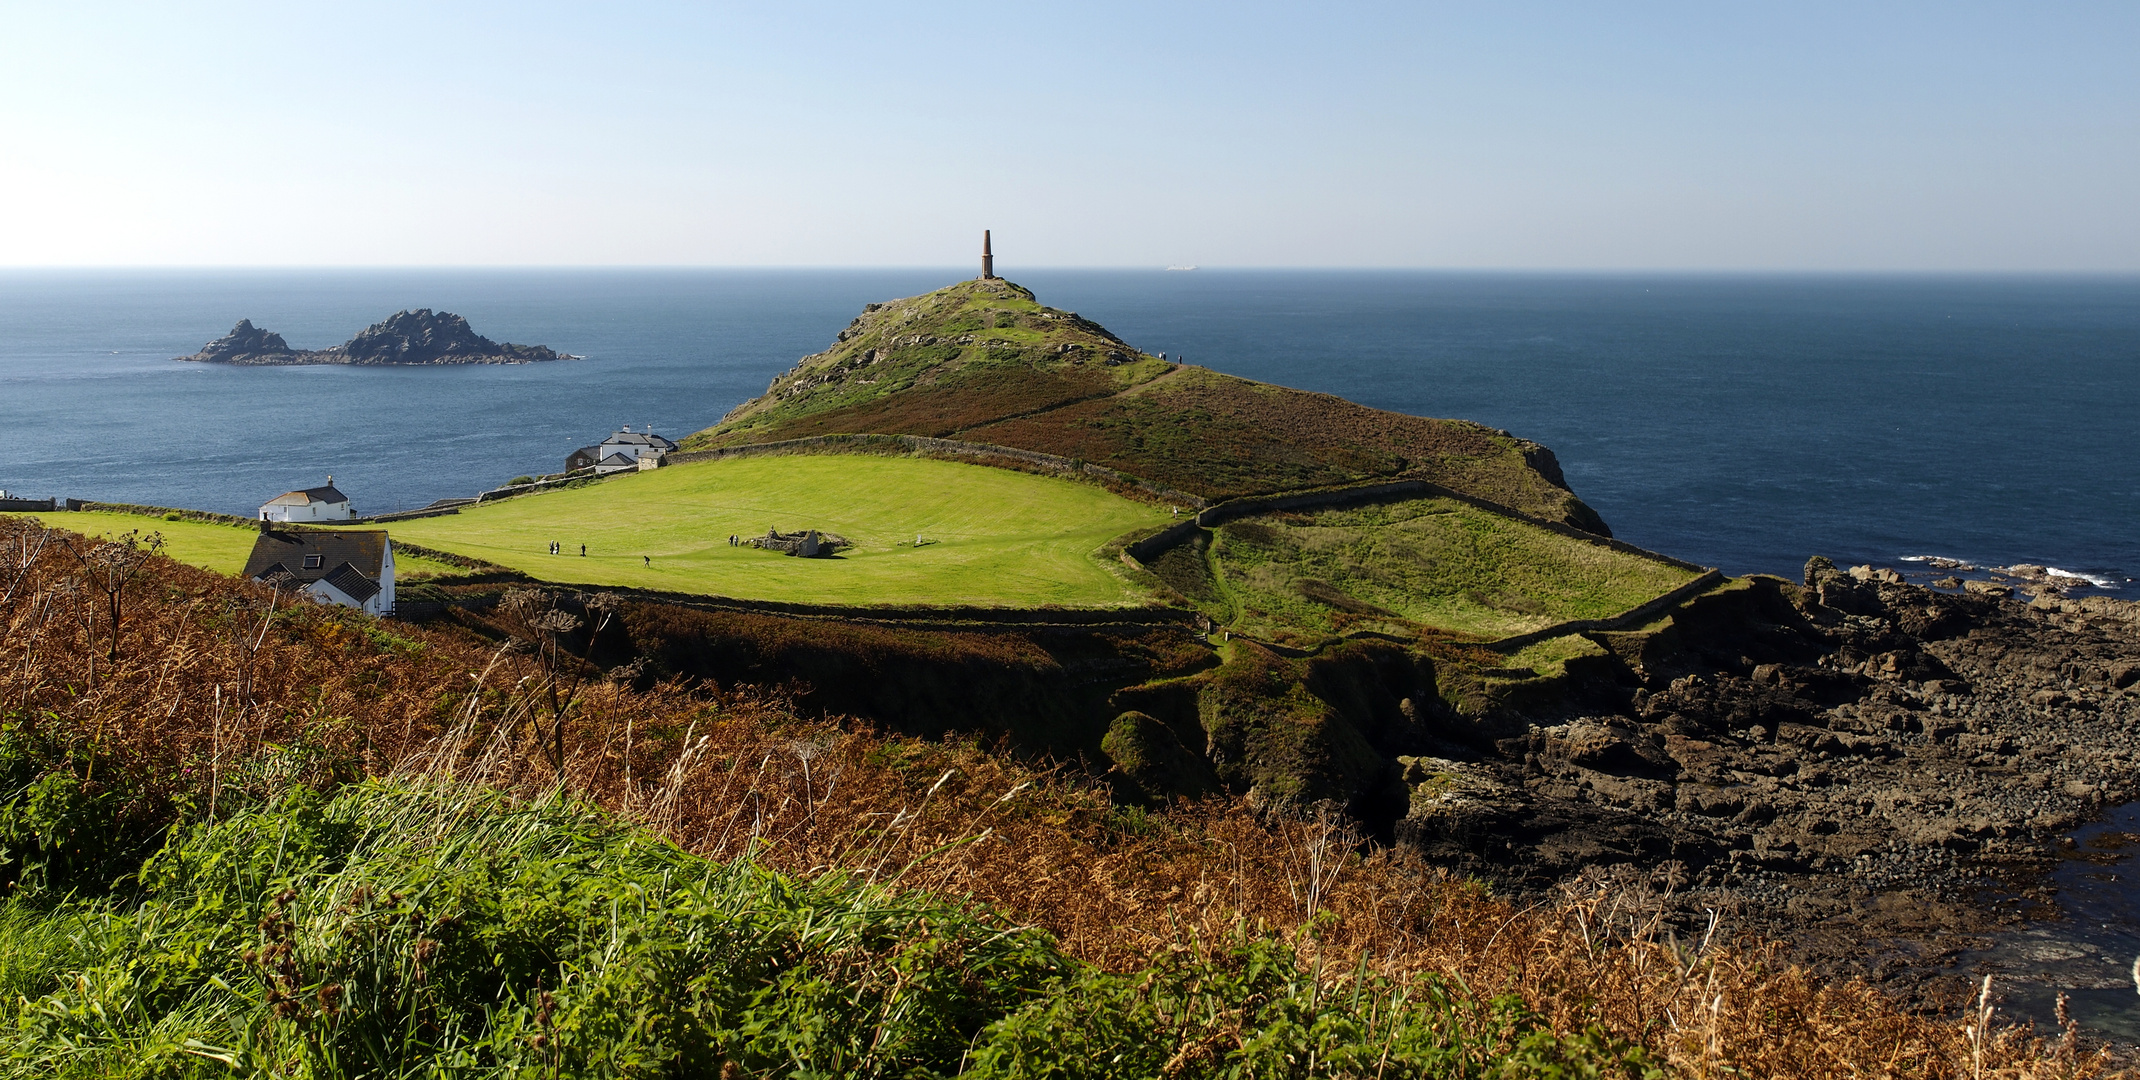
[176,309,564,366]
[1399,557,2140,1011]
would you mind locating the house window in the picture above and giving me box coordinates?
[303,554,323,569]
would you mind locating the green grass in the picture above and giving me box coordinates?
[1498,633,1611,675]
[1200,497,1700,641]
[384,454,1172,607]
[0,778,1652,1078]
[0,511,465,580]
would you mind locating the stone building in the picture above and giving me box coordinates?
[259,480,352,522]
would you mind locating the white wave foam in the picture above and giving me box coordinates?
[2044,567,2119,589]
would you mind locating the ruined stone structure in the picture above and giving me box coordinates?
[750,528,844,558]
[981,230,994,280]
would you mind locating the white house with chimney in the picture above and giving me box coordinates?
[259,480,354,522]
[566,426,678,474]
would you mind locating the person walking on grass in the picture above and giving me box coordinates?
[643,555,650,568]
[580,544,586,557]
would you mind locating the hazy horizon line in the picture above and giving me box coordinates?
[4,265,2139,277]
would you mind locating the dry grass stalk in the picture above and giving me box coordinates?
[0,516,2118,1078]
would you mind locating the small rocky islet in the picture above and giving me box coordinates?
[176,308,563,365]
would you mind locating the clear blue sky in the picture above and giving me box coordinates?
[3,2,2134,269]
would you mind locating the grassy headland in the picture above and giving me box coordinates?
[683,279,1611,531]
[384,454,1169,607]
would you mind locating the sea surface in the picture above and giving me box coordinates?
[4,268,2140,1032]
[2,269,2134,586]
[1962,803,2140,1043]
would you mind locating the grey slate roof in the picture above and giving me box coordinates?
[320,562,382,604]
[605,431,677,451]
[242,528,388,593]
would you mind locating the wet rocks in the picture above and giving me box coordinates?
[1385,555,2140,997]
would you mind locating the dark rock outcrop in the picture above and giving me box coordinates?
[1380,558,2140,1004]
[185,319,298,363]
[177,310,562,366]
[336,309,560,365]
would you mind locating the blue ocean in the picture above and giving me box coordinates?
[3,269,2133,585]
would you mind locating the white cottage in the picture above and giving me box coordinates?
[566,426,677,473]
[260,480,353,522]
[241,527,395,616]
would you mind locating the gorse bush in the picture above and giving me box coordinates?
[0,781,1657,1078]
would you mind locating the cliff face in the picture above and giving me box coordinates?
[687,278,1611,534]
[176,310,562,366]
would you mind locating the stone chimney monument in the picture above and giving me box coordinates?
[981,230,994,280]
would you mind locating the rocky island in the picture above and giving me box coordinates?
[176,309,564,365]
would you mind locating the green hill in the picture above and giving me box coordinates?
[683,279,1609,533]
[389,279,1693,640]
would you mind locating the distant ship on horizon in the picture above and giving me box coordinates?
[1164,264,1199,271]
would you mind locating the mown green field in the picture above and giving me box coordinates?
[1182,498,1699,641]
[1,511,465,579]
[385,454,1171,607]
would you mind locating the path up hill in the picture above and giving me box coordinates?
[684,278,1610,534]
